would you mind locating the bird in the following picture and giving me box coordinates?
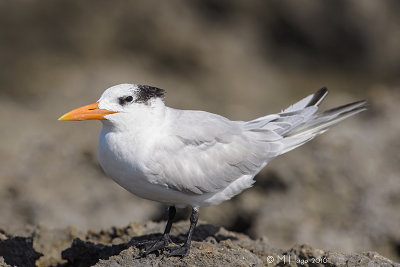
[59,84,367,257]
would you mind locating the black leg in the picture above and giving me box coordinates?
[143,206,176,255]
[163,205,176,237]
[167,207,199,257]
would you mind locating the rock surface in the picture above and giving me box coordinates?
[0,221,398,267]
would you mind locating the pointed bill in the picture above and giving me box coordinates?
[58,102,116,121]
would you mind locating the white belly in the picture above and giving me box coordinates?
[97,127,255,208]
[98,128,198,206]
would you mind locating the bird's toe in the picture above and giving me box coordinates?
[166,244,190,257]
[142,235,172,256]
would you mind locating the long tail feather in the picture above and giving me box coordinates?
[284,100,367,138]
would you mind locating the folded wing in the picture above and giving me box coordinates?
[145,87,366,195]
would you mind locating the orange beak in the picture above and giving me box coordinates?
[58,102,116,121]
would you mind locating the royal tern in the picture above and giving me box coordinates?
[59,84,366,256]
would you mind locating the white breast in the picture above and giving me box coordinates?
[97,125,194,206]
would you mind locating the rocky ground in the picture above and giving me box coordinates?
[0,221,398,267]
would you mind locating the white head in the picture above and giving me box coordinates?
[98,84,165,112]
[58,84,166,128]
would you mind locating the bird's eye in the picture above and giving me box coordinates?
[118,95,134,105]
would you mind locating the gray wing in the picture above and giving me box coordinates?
[145,107,314,195]
[145,87,363,195]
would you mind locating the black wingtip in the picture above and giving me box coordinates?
[306,87,329,107]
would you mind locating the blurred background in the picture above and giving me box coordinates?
[0,0,399,261]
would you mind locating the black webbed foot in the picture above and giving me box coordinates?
[140,206,199,258]
[166,244,191,257]
[166,207,198,257]
[142,234,173,255]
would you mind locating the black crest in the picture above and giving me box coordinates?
[135,85,165,103]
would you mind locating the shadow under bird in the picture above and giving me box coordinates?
[59,84,367,257]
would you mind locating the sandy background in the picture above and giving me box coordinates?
[0,0,399,262]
